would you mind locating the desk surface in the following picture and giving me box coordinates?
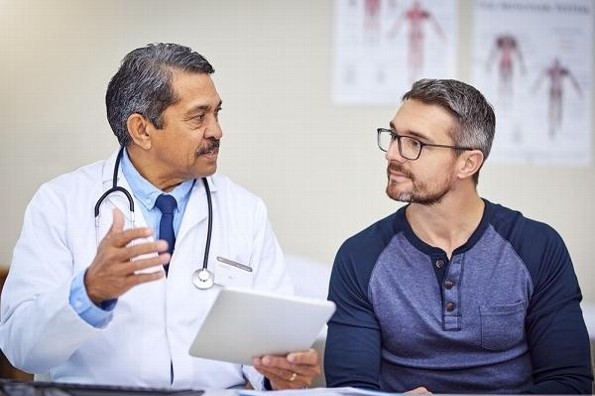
[0,381,390,396]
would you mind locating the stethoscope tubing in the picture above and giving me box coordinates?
[94,148,135,225]
[94,146,214,289]
[201,177,213,273]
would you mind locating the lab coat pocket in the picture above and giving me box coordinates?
[480,301,525,351]
[214,256,254,289]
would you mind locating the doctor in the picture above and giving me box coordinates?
[0,43,319,390]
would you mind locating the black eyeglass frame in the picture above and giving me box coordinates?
[376,128,475,160]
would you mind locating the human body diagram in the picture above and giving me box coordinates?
[532,58,583,138]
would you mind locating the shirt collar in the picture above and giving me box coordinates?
[120,148,195,211]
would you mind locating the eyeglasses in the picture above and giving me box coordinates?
[377,128,475,160]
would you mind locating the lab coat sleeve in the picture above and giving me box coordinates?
[0,182,100,373]
[240,197,294,389]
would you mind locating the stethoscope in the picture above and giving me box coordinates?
[94,147,215,290]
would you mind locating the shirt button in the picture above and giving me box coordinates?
[435,259,444,269]
[445,302,456,312]
[444,280,455,289]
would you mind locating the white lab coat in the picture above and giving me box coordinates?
[0,149,293,389]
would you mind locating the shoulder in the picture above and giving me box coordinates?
[209,173,263,205]
[333,210,403,287]
[339,211,401,256]
[208,173,268,220]
[31,159,106,204]
[487,201,564,249]
[485,200,570,281]
[328,210,404,324]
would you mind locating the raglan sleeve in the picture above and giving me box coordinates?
[324,237,383,389]
[522,225,593,394]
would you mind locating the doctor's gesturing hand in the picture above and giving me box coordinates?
[85,208,169,305]
[252,348,321,390]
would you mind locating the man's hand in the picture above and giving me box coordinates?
[252,348,320,390]
[405,387,432,394]
[85,208,169,305]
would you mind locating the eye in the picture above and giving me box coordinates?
[186,114,205,128]
[404,137,422,150]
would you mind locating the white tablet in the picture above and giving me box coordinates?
[188,287,336,365]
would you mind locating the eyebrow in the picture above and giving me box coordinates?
[184,100,223,118]
[389,121,429,141]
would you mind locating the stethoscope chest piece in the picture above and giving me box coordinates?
[192,268,214,290]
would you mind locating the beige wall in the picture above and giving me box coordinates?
[1,0,594,302]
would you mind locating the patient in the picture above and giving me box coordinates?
[324,78,593,393]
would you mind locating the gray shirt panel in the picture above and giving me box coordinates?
[368,224,534,391]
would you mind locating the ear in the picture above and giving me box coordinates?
[126,113,153,150]
[457,150,484,181]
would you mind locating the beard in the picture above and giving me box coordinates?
[385,163,454,206]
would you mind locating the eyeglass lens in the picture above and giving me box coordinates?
[378,130,421,160]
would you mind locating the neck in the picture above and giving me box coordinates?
[126,146,183,192]
[405,183,484,259]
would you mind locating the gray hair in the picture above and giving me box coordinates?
[106,43,215,147]
[402,79,496,185]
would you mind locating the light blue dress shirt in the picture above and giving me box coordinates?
[69,149,195,327]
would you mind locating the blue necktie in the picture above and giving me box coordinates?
[155,194,177,275]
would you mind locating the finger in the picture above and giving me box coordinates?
[123,240,169,261]
[254,355,317,389]
[121,253,171,274]
[405,387,431,394]
[105,270,164,300]
[126,270,165,287]
[255,355,319,382]
[109,226,154,248]
[110,208,125,234]
[296,364,320,377]
[258,355,293,371]
[254,369,293,390]
[253,366,286,381]
[287,348,318,366]
[255,365,294,380]
[257,368,311,390]
[95,240,167,275]
[252,358,290,379]
[260,350,319,374]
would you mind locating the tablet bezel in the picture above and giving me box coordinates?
[188,287,336,365]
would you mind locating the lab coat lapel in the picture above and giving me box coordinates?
[177,176,216,243]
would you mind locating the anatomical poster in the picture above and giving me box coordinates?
[333,0,459,105]
[472,0,593,165]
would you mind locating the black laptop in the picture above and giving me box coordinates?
[0,379,204,396]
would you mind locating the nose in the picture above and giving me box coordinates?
[385,138,406,163]
[205,115,223,140]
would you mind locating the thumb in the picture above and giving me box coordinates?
[110,208,125,234]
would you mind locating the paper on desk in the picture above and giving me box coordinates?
[238,387,397,396]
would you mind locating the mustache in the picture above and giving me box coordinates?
[196,139,220,156]
[387,163,412,179]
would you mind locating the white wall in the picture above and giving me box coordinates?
[1,0,594,302]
